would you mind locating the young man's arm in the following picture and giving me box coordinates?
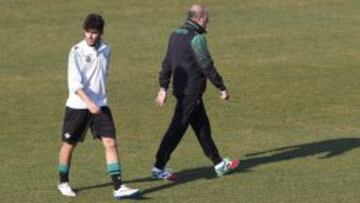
[191,34,229,100]
[68,48,101,114]
[156,37,172,107]
[75,89,101,114]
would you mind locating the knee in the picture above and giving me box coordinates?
[61,142,76,151]
[103,139,117,150]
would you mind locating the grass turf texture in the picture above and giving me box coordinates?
[0,0,359,202]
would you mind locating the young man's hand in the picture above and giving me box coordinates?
[88,102,101,114]
[220,90,230,100]
[155,88,167,107]
[75,89,101,114]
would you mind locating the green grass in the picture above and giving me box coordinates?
[0,0,359,202]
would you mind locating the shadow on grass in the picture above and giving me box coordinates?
[74,177,155,193]
[74,137,359,197]
[239,137,360,172]
[74,180,151,200]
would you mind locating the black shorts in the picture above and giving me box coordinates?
[61,106,116,144]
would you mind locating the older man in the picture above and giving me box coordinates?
[152,4,240,180]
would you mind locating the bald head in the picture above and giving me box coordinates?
[187,4,208,19]
[187,4,209,29]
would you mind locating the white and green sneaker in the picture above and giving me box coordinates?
[214,158,240,176]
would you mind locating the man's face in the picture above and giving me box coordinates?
[196,13,209,29]
[85,29,102,46]
[201,15,209,29]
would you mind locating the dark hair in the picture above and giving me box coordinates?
[83,13,105,33]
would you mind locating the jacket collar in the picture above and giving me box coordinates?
[184,20,206,34]
[80,40,105,54]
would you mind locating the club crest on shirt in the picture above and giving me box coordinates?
[85,55,92,63]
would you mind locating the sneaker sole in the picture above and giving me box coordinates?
[58,192,76,197]
[114,190,140,200]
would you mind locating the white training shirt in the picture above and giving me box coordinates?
[66,40,111,109]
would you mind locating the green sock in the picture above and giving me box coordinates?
[58,164,70,183]
[107,162,122,190]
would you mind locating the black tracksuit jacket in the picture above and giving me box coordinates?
[159,20,226,98]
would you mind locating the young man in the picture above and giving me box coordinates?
[152,4,240,181]
[57,13,139,199]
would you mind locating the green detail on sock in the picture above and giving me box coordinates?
[58,164,70,173]
[107,162,122,175]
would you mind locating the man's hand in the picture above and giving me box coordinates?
[155,88,167,107]
[87,101,101,114]
[75,89,101,114]
[220,90,230,100]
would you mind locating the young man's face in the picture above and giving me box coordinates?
[85,29,102,46]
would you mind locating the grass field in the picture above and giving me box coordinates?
[0,0,359,202]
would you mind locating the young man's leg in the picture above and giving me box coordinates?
[93,106,139,198]
[101,137,123,190]
[101,137,140,198]
[58,142,77,183]
[58,107,90,197]
[91,107,122,190]
[57,142,77,197]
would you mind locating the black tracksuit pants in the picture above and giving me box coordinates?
[155,95,223,169]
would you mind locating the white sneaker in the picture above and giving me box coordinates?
[57,182,76,197]
[113,184,140,199]
[151,167,177,181]
[214,158,240,176]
